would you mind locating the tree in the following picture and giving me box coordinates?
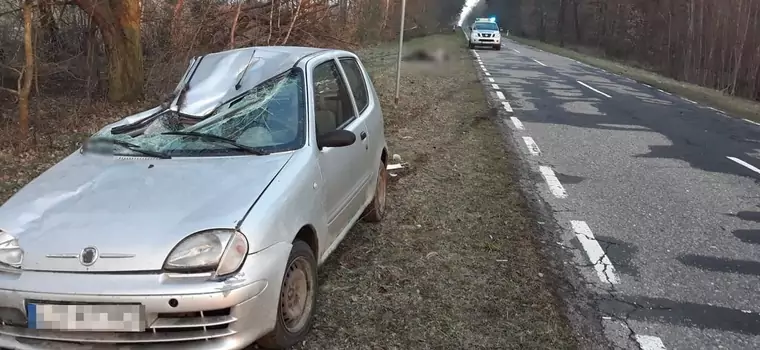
[0,0,35,138]
[73,0,143,102]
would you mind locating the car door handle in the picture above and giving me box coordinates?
[360,131,367,140]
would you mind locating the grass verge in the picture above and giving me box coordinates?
[294,34,577,349]
[510,36,760,122]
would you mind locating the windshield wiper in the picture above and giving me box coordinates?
[161,131,270,155]
[86,137,172,159]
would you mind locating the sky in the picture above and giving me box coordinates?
[457,0,481,26]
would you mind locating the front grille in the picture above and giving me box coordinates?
[481,33,492,38]
[0,307,236,344]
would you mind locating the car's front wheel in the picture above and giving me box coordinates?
[257,240,317,349]
[362,161,388,222]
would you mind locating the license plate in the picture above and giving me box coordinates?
[27,303,145,332]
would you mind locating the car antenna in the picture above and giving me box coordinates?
[235,49,257,91]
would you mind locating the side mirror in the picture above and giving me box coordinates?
[317,129,356,150]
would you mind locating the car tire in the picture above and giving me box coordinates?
[468,42,474,49]
[494,45,501,50]
[362,161,388,223]
[257,240,317,350]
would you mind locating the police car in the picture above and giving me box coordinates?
[469,17,501,50]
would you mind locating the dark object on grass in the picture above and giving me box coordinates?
[403,48,449,62]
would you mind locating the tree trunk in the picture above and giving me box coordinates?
[18,0,35,139]
[74,0,143,102]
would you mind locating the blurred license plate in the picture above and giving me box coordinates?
[27,303,145,332]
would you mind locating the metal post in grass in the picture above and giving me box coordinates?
[394,0,407,105]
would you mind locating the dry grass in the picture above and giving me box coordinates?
[293,34,577,349]
[510,36,760,122]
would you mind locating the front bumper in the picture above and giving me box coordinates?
[0,242,292,350]
[470,36,501,45]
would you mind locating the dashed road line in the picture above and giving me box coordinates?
[491,84,500,90]
[512,48,520,54]
[683,97,698,104]
[522,137,541,155]
[727,156,760,175]
[502,102,513,113]
[641,83,653,88]
[657,89,672,95]
[485,72,491,76]
[496,91,506,100]
[531,58,547,67]
[570,220,620,284]
[635,335,667,350]
[577,80,612,98]
[488,78,495,83]
[510,117,524,130]
[538,166,568,198]
[743,118,760,126]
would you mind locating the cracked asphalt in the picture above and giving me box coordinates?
[468,34,760,349]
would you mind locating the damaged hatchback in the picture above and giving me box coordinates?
[0,46,388,350]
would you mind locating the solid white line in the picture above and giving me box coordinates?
[743,119,760,126]
[642,83,653,88]
[522,136,541,155]
[683,97,698,104]
[502,102,513,113]
[488,78,495,83]
[570,220,620,284]
[492,84,500,90]
[512,48,520,53]
[539,166,568,199]
[635,335,666,350]
[532,58,547,67]
[485,72,491,76]
[510,117,523,129]
[577,80,612,98]
[727,156,760,175]
[657,89,672,95]
[496,91,506,100]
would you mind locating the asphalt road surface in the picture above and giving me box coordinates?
[467,33,760,349]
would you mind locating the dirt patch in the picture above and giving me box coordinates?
[293,34,577,349]
[510,36,760,123]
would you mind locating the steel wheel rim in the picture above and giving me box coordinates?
[280,256,314,333]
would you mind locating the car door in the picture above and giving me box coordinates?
[337,56,379,203]
[311,57,370,240]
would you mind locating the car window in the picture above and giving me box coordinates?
[339,58,369,114]
[312,60,356,136]
[474,22,498,31]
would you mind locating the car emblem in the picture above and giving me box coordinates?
[79,246,99,266]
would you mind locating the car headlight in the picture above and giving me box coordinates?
[0,231,23,269]
[163,229,248,276]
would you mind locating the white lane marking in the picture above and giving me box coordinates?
[510,116,523,130]
[531,58,547,66]
[642,83,653,88]
[743,118,760,126]
[727,156,760,175]
[492,84,500,90]
[577,80,612,98]
[522,136,541,155]
[512,48,520,53]
[496,91,506,100]
[570,220,620,284]
[485,72,491,76]
[482,68,488,73]
[683,97,698,104]
[502,102,513,113]
[635,335,667,350]
[657,89,672,95]
[539,166,568,198]
[488,78,495,83]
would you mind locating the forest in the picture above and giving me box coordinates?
[0,0,464,141]
[486,0,760,104]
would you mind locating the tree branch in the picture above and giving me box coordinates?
[0,86,18,95]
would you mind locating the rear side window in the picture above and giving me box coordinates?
[339,58,369,114]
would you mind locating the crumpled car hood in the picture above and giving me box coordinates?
[0,151,293,272]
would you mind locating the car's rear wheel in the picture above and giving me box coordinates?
[257,240,317,350]
[362,161,388,223]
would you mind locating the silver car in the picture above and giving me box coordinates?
[0,46,389,349]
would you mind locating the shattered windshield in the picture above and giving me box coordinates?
[87,69,305,157]
[474,23,499,31]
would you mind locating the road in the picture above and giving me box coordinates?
[468,34,760,349]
